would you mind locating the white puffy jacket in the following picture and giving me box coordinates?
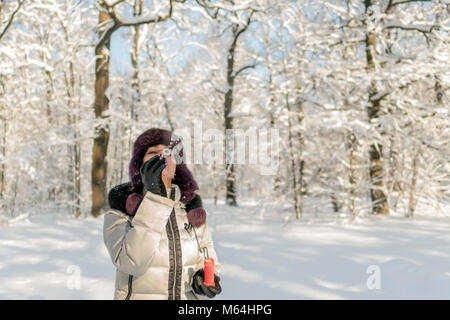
[103,183,221,300]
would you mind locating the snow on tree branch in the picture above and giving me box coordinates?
[95,0,184,53]
[384,20,440,33]
[0,0,25,40]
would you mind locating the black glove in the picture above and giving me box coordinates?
[140,155,168,197]
[192,269,222,298]
[108,182,133,213]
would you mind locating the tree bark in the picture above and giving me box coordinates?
[296,98,305,216]
[284,90,301,219]
[222,15,255,207]
[224,87,236,206]
[407,146,419,217]
[364,0,389,215]
[91,7,111,217]
[74,124,81,218]
[346,131,357,220]
[212,161,218,207]
[266,60,281,195]
[61,17,81,217]
[0,75,5,199]
[224,24,239,207]
[0,115,6,200]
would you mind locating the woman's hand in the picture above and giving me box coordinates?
[192,269,222,298]
[140,156,167,197]
[140,147,176,198]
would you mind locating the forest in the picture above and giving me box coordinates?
[0,0,448,220]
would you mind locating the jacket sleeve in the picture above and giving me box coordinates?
[189,218,222,287]
[103,192,173,277]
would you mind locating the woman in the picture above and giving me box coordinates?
[103,128,222,300]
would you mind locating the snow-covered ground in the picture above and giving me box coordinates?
[1,199,450,299]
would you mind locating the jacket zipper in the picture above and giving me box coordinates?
[168,210,177,300]
[125,216,134,300]
[125,275,133,300]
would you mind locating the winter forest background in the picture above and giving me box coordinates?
[0,0,449,300]
[0,0,449,219]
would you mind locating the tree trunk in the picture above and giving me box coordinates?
[212,161,218,207]
[0,2,3,200]
[284,91,301,219]
[72,86,82,218]
[364,0,389,215]
[435,76,443,105]
[91,8,111,217]
[224,26,238,207]
[65,73,75,216]
[67,113,75,216]
[128,0,143,154]
[11,174,18,216]
[68,109,81,219]
[331,193,340,213]
[296,98,305,215]
[0,115,6,200]
[42,62,56,202]
[163,93,174,131]
[224,85,236,206]
[346,131,357,220]
[280,55,301,218]
[74,128,81,218]
[407,146,419,218]
[60,17,82,218]
[265,52,281,196]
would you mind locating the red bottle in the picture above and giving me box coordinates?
[203,258,215,287]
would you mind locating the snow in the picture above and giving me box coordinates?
[212,200,450,299]
[1,200,450,299]
[0,214,114,299]
[227,112,253,118]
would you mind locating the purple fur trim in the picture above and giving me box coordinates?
[126,192,144,216]
[187,207,206,227]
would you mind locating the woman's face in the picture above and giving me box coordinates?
[143,144,167,163]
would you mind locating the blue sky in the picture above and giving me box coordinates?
[110,28,133,76]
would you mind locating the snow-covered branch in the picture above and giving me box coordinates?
[0,0,25,40]
[370,89,394,103]
[232,63,257,79]
[386,0,432,13]
[384,20,440,34]
[95,0,184,53]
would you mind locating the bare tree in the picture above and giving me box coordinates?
[363,0,440,215]
[223,14,256,207]
[0,0,24,202]
[197,0,259,206]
